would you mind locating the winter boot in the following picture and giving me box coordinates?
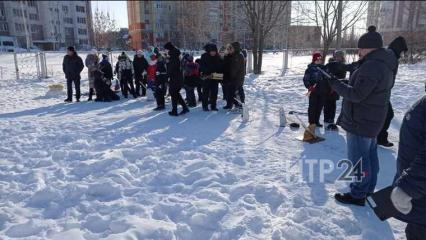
[64,98,72,103]
[325,123,338,131]
[334,193,365,206]
[378,140,394,147]
[180,108,190,115]
[154,106,165,111]
[202,106,210,112]
[169,110,179,116]
[303,124,317,142]
[223,105,232,110]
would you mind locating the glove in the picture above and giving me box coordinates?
[391,187,412,215]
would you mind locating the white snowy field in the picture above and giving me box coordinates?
[0,52,425,240]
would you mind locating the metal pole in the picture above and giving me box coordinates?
[14,52,19,80]
[36,52,41,79]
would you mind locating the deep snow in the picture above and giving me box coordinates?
[0,52,425,240]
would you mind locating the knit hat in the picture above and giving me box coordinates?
[67,46,75,52]
[312,53,322,63]
[358,26,383,49]
[388,36,408,58]
[164,42,175,51]
[231,42,241,52]
[333,50,345,59]
[136,50,143,56]
[102,54,108,59]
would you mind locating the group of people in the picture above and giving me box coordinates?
[62,41,248,117]
[304,26,425,239]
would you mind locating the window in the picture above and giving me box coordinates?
[13,9,23,17]
[76,6,85,13]
[77,17,86,24]
[64,17,73,24]
[78,28,87,35]
[0,23,8,31]
[29,13,39,20]
[30,24,42,33]
[27,1,36,7]
[65,27,74,36]
[2,41,14,46]
[62,6,68,12]
[79,39,88,45]
[15,23,25,32]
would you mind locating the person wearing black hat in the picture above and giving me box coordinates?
[133,50,148,97]
[62,46,84,102]
[377,36,408,147]
[199,43,223,111]
[329,26,398,206]
[115,52,137,98]
[164,42,189,116]
[224,42,246,110]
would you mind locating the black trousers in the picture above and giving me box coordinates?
[202,79,219,108]
[324,97,337,123]
[66,78,81,100]
[197,86,203,102]
[155,78,167,107]
[377,102,394,143]
[120,76,136,97]
[226,84,245,107]
[308,92,325,124]
[406,223,426,240]
[135,74,147,96]
[170,85,187,112]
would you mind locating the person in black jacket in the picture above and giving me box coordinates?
[391,95,426,240]
[62,46,84,102]
[331,26,398,206]
[224,42,246,110]
[324,50,348,130]
[199,43,223,111]
[133,50,148,97]
[303,53,327,127]
[377,36,408,147]
[154,51,168,111]
[99,54,113,87]
[164,42,189,116]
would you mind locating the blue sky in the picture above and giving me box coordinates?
[91,1,128,28]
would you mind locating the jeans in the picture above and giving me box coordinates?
[347,132,380,199]
[66,78,81,100]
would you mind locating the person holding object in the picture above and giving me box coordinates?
[199,43,223,111]
[133,50,148,97]
[63,46,84,102]
[391,95,426,240]
[329,26,398,206]
[224,42,246,111]
[303,52,327,128]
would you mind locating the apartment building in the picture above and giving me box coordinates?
[0,0,93,50]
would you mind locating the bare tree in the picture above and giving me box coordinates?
[298,1,367,62]
[93,9,119,49]
[240,1,290,74]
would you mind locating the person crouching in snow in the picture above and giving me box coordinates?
[99,54,113,87]
[391,95,426,240]
[303,53,327,129]
[85,49,99,101]
[324,50,348,131]
[153,50,168,111]
[183,55,201,108]
[115,52,136,99]
[164,42,189,116]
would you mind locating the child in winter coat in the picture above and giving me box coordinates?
[153,51,168,111]
[146,53,157,98]
[115,52,136,98]
[183,55,200,107]
[99,54,113,87]
[94,66,120,102]
[303,53,327,127]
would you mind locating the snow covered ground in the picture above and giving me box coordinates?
[0,52,425,239]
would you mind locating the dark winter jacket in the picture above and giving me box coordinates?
[99,59,113,80]
[229,43,246,88]
[303,63,328,95]
[328,48,398,138]
[62,54,84,80]
[222,55,232,84]
[393,96,426,226]
[165,45,183,88]
[199,53,223,77]
[325,61,348,100]
[133,55,148,75]
[156,55,168,85]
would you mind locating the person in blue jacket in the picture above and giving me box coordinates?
[392,95,426,240]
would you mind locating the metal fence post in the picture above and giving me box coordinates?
[40,52,47,78]
[247,50,253,73]
[35,52,41,79]
[13,52,19,80]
